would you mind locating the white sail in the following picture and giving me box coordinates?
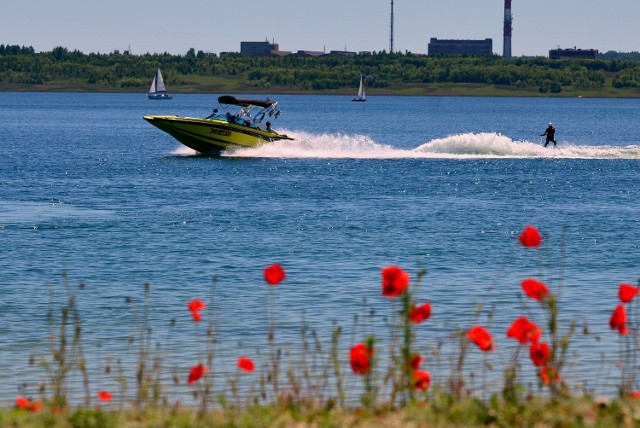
[148,75,157,94]
[155,67,167,93]
[148,66,172,99]
[354,75,365,101]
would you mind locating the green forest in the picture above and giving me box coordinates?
[2,44,640,96]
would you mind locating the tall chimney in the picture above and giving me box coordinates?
[390,0,394,53]
[503,0,512,58]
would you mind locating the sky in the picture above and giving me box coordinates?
[2,0,639,57]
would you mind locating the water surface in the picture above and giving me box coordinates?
[1,93,639,401]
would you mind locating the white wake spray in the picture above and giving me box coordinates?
[169,145,198,156]
[168,131,640,160]
[223,131,407,159]
[415,133,640,159]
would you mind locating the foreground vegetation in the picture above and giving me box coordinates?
[2,225,640,427]
[2,44,640,97]
[4,395,640,427]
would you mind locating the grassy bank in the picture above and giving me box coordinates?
[3,395,640,427]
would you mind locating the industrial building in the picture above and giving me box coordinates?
[240,40,280,57]
[549,48,598,59]
[328,50,357,57]
[294,50,325,58]
[428,38,493,56]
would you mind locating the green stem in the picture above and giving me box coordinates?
[401,291,414,403]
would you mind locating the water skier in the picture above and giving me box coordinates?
[540,123,557,147]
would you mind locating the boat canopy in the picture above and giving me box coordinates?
[218,96,274,108]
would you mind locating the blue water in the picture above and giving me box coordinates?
[1,92,639,402]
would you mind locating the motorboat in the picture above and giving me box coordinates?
[144,95,292,155]
[148,67,172,100]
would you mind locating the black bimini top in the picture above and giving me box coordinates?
[218,95,274,108]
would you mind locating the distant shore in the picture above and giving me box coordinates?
[2,82,640,98]
[4,48,640,98]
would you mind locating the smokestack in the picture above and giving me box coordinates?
[390,0,394,53]
[503,0,512,58]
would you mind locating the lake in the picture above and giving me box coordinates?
[1,92,639,402]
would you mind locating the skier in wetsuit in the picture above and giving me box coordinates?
[540,123,557,147]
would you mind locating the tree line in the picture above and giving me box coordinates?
[2,44,640,93]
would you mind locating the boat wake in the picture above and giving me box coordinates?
[172,131,640,160]
[169,146,200,156]
[413,133,640,159]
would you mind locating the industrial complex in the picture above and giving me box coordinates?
[238,1,597,60]
[549,48,599,59]
[428,39,493,56]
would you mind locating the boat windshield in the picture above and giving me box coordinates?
[205,108,222,120]
[202,96,283,130]
[213,97,281,127]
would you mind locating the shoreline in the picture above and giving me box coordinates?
[2,83,640,98]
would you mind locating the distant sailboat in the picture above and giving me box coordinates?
[148,67,172,100]
[352,75,366,102]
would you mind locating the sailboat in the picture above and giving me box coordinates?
[148,67,172,100]
[352,75,366,102]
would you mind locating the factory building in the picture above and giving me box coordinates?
[240,40,280,57]
[328,50,357,57]
[428,38,493,56]
[549,47,598,59]
[294,50,325,58]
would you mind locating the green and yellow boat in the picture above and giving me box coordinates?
[144,95,292,155]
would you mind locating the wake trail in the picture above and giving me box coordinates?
[170,131,640,160]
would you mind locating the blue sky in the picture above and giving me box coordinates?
[2,0,639,56]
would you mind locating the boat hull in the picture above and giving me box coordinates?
[143,115,290,154]
[148,93,173,100]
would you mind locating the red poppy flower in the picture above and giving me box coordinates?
[619,283,639,303]
[529,342,551,367]
[237,357,255,372]
[15,397,30,409]
[610,305,629,335]
[466,325,494,352]
[409,302,432,324]
[518,225,542,247]
[538,366,559,385]
[627,391,640,399]
[187,363,208,385]
[521,278,550,301]
[188,299,206,312]
[506,317,541,344]
[191,310,202,322]
[381,266,410,298]
[29,401,42,412]
[264,264,286,285]
[413,370,431,391]
[411,355,424,370]
[350,343,374,375]
[97,391,112,401]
